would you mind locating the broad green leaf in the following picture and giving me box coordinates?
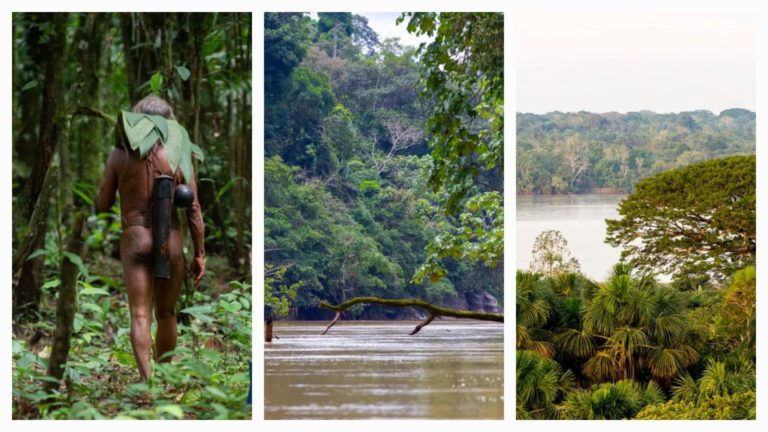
[190,143,205,162]
[123,117,155,151]
[179,127,196,182]
[156,404,184,419]
[178,148,193,185]
[121,110,145,127]
[206,386,230,400]
[21,80,38,91]
[180,388,201,404]
[199,348,223,362]
[175,65,191,81]
[73,313,84,333]
[79,286,111,296]
[210,403,229,419]
[137,129,160,158]
[63,251,88,277]
[126,409,153,419]
[16,351,39,370]
[165,120,183,173]
[113,350,136,367]
[37,375,62,384]
[26,248,47,261]
[180,304,214,324]
[72,185,94,206]
[42,278,61,289]
[101,298,111,315]
[186,359,214,377]
[221,300,242,314]
[150,72,164,93]
[215,177,243,201]
[146,114,169,141]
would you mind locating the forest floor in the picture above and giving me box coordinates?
[12,254,252,420]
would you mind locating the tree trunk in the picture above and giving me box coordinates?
[332,21,339,59]
[45,212,86,392]
[72,12,105,187]
[12,13,46,182]
[12,156,59,275]
[15,13,69,322]
[187,13,208,143]
[233,14,251,275]
[121,13,165,105]
[265,316,273,342]
[14,163,57,319]
[120,13,140,106]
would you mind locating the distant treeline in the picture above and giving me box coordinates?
[516,109,755,194]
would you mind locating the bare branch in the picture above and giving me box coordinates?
[318,296,503,335]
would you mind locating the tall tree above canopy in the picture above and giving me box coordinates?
[606,155,755,287]
[401,12,504,282]
[317,13,353,35]
[317,12,353,59]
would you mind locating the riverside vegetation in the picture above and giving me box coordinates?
[516,155,756,420]
[265,13,503,320]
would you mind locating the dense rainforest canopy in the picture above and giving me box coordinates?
[516,264,755,420]
[265,12,503,319]
[12,12,251,419]
[517,109,755,194]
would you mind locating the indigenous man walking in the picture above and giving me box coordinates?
[97,95,205,381]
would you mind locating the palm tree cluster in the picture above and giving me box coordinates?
[516,264,755,419]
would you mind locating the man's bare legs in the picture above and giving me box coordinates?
[121,226,185,380]
[154,229,184,363]
[121,226,154,381]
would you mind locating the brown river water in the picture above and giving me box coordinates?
[264,320,503,419]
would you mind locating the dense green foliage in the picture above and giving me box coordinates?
[517,110,755,194]
[13,273,251,419]
[606,155,755,287]
[264,13,503,318]
[12,13,251,419]
[400,13,503,282]
[516,265,755,419]
[635,391,756,420]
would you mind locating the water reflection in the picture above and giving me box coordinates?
[517,194,625,280]
[264,321,503,419]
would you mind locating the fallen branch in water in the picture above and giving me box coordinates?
[318,296,503,335]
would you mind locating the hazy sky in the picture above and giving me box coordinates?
[359,12,431,49]
[516,11,756,114]
[309,12,431,49]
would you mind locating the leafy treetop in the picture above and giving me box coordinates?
[606,155,755,287]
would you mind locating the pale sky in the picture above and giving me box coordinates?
[309,12,431,50]
[359,12,431,49]
[516,11,756,114]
